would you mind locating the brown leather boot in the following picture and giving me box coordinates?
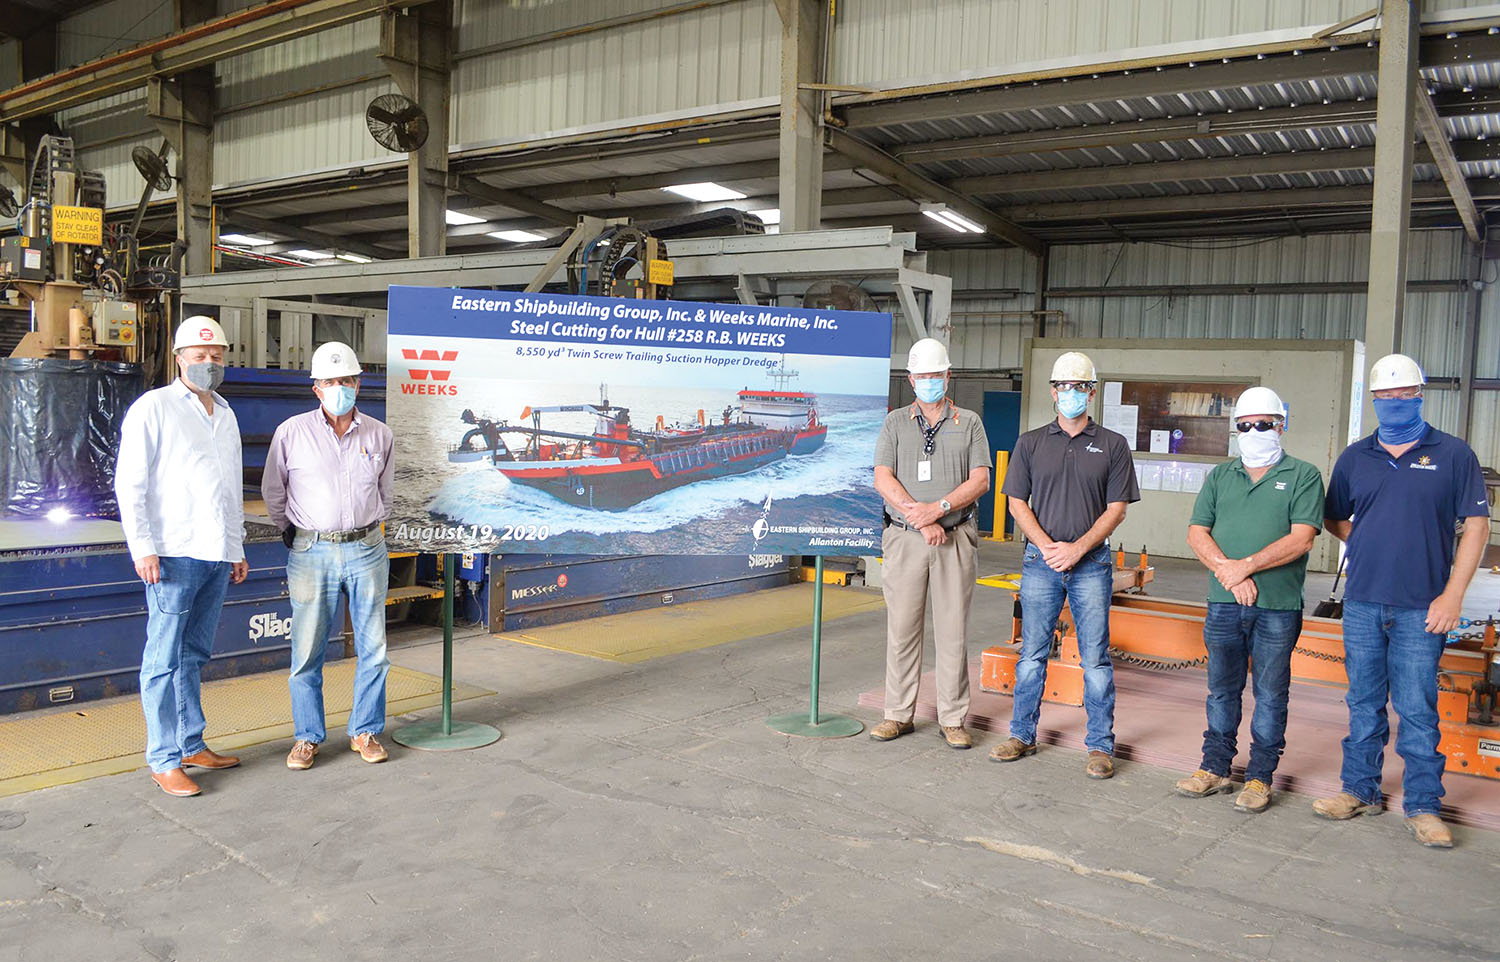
[869,719,915,742]
[182,748,240,770]
[988,737,1037,762]
[1085,751,1115,779]
[150,768,201,797]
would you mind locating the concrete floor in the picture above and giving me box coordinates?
[2,541,1498,962]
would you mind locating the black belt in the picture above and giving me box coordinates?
[884,509,974,533]
[299,522,378,544]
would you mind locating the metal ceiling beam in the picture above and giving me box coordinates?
[951,141,1500,196]
[837,31,1500,130]
[1414,88,1483,242]
[222,210,396,261]
[0,0,439,122]
[524,156,855,201]
[998,180,1488,221]
[448,173,577,227]
[893,90,1500,165]
[826,127,1043,255]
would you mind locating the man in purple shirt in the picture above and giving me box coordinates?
[263,341,395,770]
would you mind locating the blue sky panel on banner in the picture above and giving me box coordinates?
[386,287,893,556]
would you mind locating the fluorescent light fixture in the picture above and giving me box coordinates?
[45,507,71,524]
[662,182,747,202]
[445,209,485,225]
[488,229,546,243]
[288,249,337,260]
[748,207,781,225]
[219,233,272,246]
[336,253,372,263]
[920,206,984,233]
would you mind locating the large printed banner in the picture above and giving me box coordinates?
[385,286,893,555]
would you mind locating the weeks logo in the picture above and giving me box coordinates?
[401,348,459,396]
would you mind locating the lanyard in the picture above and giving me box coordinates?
[915,408,947,457]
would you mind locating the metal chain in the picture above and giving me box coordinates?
[1107,648,1209,671]
[1292,646,1346,665]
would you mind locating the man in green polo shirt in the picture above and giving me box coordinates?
[1174,386,1324,813]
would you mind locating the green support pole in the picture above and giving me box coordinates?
[394,552,502,751]
[767,555,863,738]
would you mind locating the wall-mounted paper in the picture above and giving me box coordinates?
[1149,429,1169,454]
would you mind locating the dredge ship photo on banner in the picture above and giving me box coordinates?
[386,286,893,555]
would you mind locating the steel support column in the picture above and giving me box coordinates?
[774,0,825,232]
[1363,0,1418,415]
[148,74,214,277]
[381,1,452,258]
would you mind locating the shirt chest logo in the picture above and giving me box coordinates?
[1274,481,1287,490]
[1408,455,1439,472]
[1084,443,1104,454]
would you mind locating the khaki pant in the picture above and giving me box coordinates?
[881,521,978,728]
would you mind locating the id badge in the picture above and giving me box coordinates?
[917,460,932,482]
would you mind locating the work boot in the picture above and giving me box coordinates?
[869,720,915,742]
[940,726,972,750]
[988,737,1036,763]
[1085,751,1115,779]
[1313,792,1378,820]
[286,740,319,771]
[350,733,388,764]
[150,768,200,797]
[1174,769,1234,797]
[1234,779,1272,813]
[182,748,240,770]
[1405,814,1454,849]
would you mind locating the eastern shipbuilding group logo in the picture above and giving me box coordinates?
[401,348,458,395]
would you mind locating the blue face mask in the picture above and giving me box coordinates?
[1056,389,1089,419]
[321,385,357,417]
[1372,396,1426,444]
[913,377,946,404]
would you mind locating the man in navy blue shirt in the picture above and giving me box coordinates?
[1317,353,1490,848]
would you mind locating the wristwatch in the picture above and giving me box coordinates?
[939,498,952,513]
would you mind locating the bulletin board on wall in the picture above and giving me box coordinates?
[1101,377,1256,458]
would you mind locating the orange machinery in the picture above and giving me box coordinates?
[981,552,1500,780]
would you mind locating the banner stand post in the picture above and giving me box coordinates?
[766,555,863,738]
[394,553,503,751]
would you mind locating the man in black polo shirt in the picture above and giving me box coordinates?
[990,351,1140,778]
[1315,353,1490,848]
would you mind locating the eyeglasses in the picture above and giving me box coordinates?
[1235,420,1282,433]
[1051,381,1096,393]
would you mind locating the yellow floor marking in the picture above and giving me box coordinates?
[495,582,886,664]
[0,663,491,797]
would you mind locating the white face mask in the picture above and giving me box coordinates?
[1238,429,1283,468]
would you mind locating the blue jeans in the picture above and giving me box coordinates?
[1339,600,1446,817]
[1010,542,1116,754]
[286,530,390,743]
[140,557,231,773]
[1200,602,1302,784]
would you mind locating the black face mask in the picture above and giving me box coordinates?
[183,361,225,393]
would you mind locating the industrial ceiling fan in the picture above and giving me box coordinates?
[366,93,430,152]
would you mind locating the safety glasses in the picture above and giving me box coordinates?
[1235,420,1281,433]
[1051,381,1096,393]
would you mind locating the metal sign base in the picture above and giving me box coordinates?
[393,719,502,751]
[765,712,862,738]
[765,556,864,739]
[391,553,501,752]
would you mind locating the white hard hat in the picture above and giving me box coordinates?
[1049,351,1097,383]
[1369,353,1425,392]
[310,341,363,380]
[1233,386,1285,420]
[906,337,951,373]
[174,315,228,350]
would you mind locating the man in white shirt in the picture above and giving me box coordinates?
[114,316,249,797]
